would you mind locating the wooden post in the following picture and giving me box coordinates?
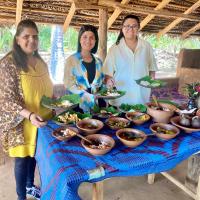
[92,182,104,200]
[98,8,108,62]
[0,144,5,166]
[148,173,155,184]
[185,155,200,192]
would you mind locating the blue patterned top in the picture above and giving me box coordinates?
[64,52,104,111]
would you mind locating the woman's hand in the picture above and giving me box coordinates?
[29,113,47,128]
[104,75,115,88]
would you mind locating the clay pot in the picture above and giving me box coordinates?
[191,116,200,128]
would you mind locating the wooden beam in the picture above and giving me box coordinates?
[157,0,200,37]
[108,0,130,29]
[140,0,172,30]
[98,0,200,22]
[63,2,76,33]
[98,8,108,62]
[182,22,200,39]
[16,0,23,26]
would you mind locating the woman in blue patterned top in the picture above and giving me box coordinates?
[63,25,104,112]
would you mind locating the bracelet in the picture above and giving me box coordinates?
[28,112,34,121]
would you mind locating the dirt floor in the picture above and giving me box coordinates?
[0,157,193,200]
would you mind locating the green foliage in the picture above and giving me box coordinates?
[107,32,118,48]
[1,23,200,54]
[0,26,15,53]
[38,25,51,52]
[143,34,200,53]
[63,28,78,51]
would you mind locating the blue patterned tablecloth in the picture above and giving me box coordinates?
[35,120,200,200]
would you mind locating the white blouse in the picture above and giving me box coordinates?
[103,37,158,106]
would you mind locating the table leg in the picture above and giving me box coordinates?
[148,173,155,184]
[92,181,104,200]
[196,175,200,200]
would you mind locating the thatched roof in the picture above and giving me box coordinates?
[1,0,200,38]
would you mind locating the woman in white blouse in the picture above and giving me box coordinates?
[103,14,157,106]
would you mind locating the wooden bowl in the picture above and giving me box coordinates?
[76,119,104,135]
[105,117,130,130]
[52,127,78,141]
[146,102,176,123]
[116,128,147,148]
[150,123,180,140]
[81,134,115,156]
[126,112,150,125]
[170,116,200,133]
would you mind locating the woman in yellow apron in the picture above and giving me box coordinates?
[0,19,53,200]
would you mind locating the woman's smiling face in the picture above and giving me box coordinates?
[122,18,139,40]
[16,27,39,55]
[80,31,96,52]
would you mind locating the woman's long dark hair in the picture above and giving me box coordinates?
[77,25,99,54]
[12,19,42,71]
[116,15,140,45]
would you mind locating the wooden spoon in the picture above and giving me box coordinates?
[152,95,161,108]
[75,133,94,145]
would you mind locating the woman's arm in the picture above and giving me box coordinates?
[19,109,47,128]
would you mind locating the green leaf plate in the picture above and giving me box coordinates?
[136,76,167,88]
[96,88,126,100]
[41,94,80,110]
[52,110,92,126]
[92,105,120,118]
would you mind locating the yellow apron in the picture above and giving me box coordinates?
[9,59,53,157]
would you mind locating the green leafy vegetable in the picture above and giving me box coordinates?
[120,103,147,112]
[93,105,118,114]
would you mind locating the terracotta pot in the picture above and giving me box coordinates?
[146,102,176,123]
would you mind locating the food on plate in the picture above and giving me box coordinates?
[97,87,126,99]
[50,99,73,107]
[41,94,80,109]
[54,111,91,124]
[92,105,119,118]
[136,76,166,88]
[99,88,120,96]
[57,112,81,123]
